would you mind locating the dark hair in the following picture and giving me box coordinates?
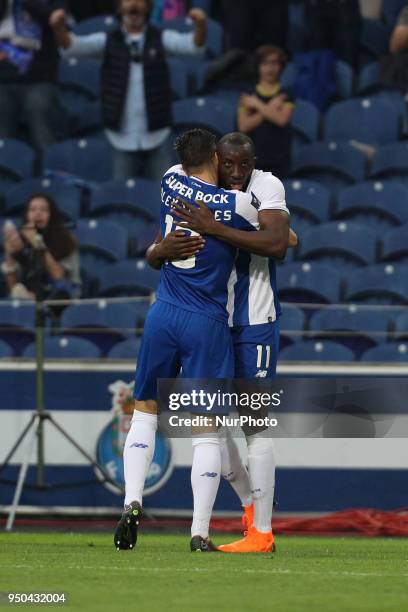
[23,193,77,261]
[174,129,218,171]
[255,44,288,73]
[217,132,256,157]
[116,0,153,18]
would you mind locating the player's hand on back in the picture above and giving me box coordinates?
[171,199,219,235]
[156,230,205,261]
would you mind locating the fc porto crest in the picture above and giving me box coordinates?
[95,380,173,495]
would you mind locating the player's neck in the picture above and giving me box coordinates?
[188,166,218,186]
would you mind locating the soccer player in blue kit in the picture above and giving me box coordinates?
[114,129,288,552]
[150,132,296,553]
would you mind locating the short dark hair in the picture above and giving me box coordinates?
[255,44,288,72]
[174,129,218,171]
[217,132,255,157]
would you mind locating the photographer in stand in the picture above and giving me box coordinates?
[1,193,81,302]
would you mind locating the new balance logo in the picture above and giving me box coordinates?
[129,443,148,449]
[201,472,218,478]
[255,370,268,378]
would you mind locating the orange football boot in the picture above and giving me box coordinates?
[242,503,254,534]
[218,527,275,553]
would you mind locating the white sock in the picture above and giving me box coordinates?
[190,435,221,538]
[123,410,157,506]
[247,433,276,533]
[219,427,252,507]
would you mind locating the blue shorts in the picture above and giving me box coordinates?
[231,320,280,379]
[134,300,234,400]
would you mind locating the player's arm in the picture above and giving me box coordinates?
[146,231,205,270]
[172,200,290,259]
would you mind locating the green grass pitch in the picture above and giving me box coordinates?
[1,532,408,611]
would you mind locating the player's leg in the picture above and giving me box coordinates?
[180,312,234,551]
[115,301,180,550]
[219,321,279,553]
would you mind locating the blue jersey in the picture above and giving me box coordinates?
[156,164,259,323]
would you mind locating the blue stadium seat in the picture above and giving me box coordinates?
[5,178,82,222]
[335,60,354,98]
[345,264,408,304]
[59,301,137,354]
[371,143,408,183]
[381,226,408,262]
[279,306,306,348]
[358,62,391,95]
[360,18,391,60]
[280,340,354,362]
[72,14,117,35]
[0,301,36,355]
[291,142,366,192]
[394,312,408,341]
[291,99,320,144]
[0,139,35,187]
[277,262,342,303]
[309,306,390,357]
[172,96,235,137]
[283,179,330,224]
[90,178,160,222]
[0,339,13,358]
[23,336,101,359]
[361,342,408,363]
[324,98,400,146]
[167,58,188,100]
[107,338,142,360]
[58,58,101,100]
[335,181,408,231]
[98,259,160,297]
[299,222,377,268]
[75,219,128,263]
[43,138,113,183]
[164,16,224,58]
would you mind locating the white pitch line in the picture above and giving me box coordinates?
[1,565,407,579]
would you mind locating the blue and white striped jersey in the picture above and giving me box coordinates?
[227,170,290,328]
[157,165,260,323]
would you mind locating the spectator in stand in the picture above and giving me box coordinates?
[381,4,408,93]
[304,0,361,69]
[49,0,207,182]
[237,45,294,179]
[0,0,64,152]
[150,0,186,25]
[1,194,80,300]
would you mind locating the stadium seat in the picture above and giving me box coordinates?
[89,178,160,222]
[276,262,342,303]
[59,301,137,354]
[58,58,101,100]
[335,181,408,231]
[43,138,113,183]
[98,259,160,297]
[394,312,408,341]
[345,264,408,304]
[0,301,36,355]
[0,139,35,185]
[172,96,235,137]
[23,336,101,359]
[291,99,320,144]
[164,16,224,58]
[280,61,353,98]
[309,306,390,357]
[291,142,366,192]
[72,14,117,35]
[75,219,128,263]
[360,18,391,60]
[283,179,331,224]
[167,58,188,100]
[370,143,408,183]
[299,222,378,268]
[279,306,306,348]
[361,342,408,363]
[0,339,13,358]
[324,98,400,146]
[5,178,82,222]
[358,62,391,95]
[279,340,354,362]
[107,337,142,360]
[381,226,408,262]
